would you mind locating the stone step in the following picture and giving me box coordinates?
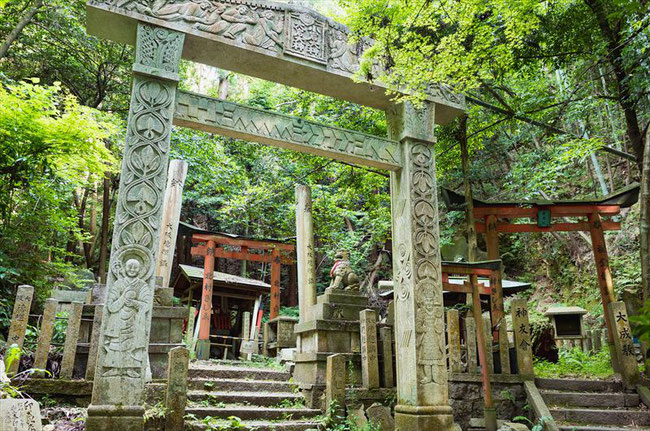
[186,419,322,431]
[541,390,640,408]
[189,363,291,382]
[559,425,650,431]
[188,378,297,392]
[550,408,650,426]
[536,378,624,393]
[185,406,321,421]
[188,390,303,406]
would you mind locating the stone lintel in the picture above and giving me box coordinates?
[86,1,464,124]
[269,316,299,323]
[174,91,401,171]
[294,319,360,333]
[295,352,360,363]
[132,64,180,82]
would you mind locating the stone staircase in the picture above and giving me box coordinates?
[184,360,322,430]
[537,378,650,431]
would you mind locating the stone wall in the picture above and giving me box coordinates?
[345,375,529,431]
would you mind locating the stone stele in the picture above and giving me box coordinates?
[0,399,42,431]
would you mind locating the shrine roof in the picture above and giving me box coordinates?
[178,264,270,291]
[179,221,293,246]
[442,183,640,212]
[544,305,588,316]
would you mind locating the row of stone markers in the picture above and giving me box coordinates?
[445,299,534,376]
[5,285,98,379]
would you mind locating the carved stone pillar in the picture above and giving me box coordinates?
[86,23,184,431]
[387,102,454,431]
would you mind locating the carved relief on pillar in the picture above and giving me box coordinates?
[89,0,465,110]
[409,142,446,399]
[91,24,184,408]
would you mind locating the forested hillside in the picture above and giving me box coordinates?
[0,0,648,335]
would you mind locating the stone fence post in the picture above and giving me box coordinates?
[511,299,534,378]
[7,285,34,375]
[359,309,379,389]
[608,302,640,388]
[326,353,346,419]
[165,346,189,431]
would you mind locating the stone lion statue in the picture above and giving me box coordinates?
[329,251,360,292]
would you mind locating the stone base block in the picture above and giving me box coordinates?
[312,302,378,321]
[196,339,210,360]
[316,289,369,307]
[394,405,455,431]
[86,405,145,431]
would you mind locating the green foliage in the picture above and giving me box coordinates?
[514,415,550,431]
[144,402,168,424]
[321,401,379,431]
[0,79,118,329]
[4,344,21,371]
[533,347,614,379]
[631,300,650,344]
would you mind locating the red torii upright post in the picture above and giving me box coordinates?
[191,233,294,360]
[473,203,625,365]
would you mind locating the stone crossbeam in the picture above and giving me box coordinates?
[174,90,402,170]
[86,0,464,123]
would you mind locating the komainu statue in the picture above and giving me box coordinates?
[328,251,360,292]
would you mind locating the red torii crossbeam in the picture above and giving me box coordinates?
[442,183,640,365]
[190,233,294,360]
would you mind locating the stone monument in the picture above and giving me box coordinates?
[84,0,464,427]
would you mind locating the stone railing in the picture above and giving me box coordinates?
[5,284,186,380]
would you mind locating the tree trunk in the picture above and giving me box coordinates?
[641,129,650,304]
[97,174,111,283]
[585,0,644,169]
[0,0,44,60]
[459,115,478,261]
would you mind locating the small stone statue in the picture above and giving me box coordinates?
[329,251,360,292]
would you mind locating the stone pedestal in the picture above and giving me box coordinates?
[387,101,454,431]
[294,288,378,409]
[75,304,186,380]
[266,316,298,357]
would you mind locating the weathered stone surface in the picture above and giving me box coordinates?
[0,399,42,431]
[593,328,602,351]
[466,316,478,374]
[7,285,34,375]
[584,330,593,352]
[154,159,187,291]
[153,287,174,306]
[85,305,104,381]
[380,326,394,388]
[185,306,196,348]
[511,299,534,377]
[348,404,368,428]
[296,185,316,324]
[498,322,510,374]
[447,310,461,374]
[366,403,395,431]
[175,91,401,171]
[60,302,84,380]
[609,301,640,387]
[360,309,380,389]
[165,346,189,431]
[86,23,185,431]
[483,315,494,374]
[387,102,453,430]
[326,353,346,416]
[386,301,394,327]
[33,299,58,371]
[86,0,464,121]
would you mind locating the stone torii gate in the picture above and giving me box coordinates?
[84,1,464,430]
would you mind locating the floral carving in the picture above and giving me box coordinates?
[93,23,183,407]
[285,12,327,63]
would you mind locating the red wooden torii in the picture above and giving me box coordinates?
[443,183,640,361]
[190,232,294,359]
